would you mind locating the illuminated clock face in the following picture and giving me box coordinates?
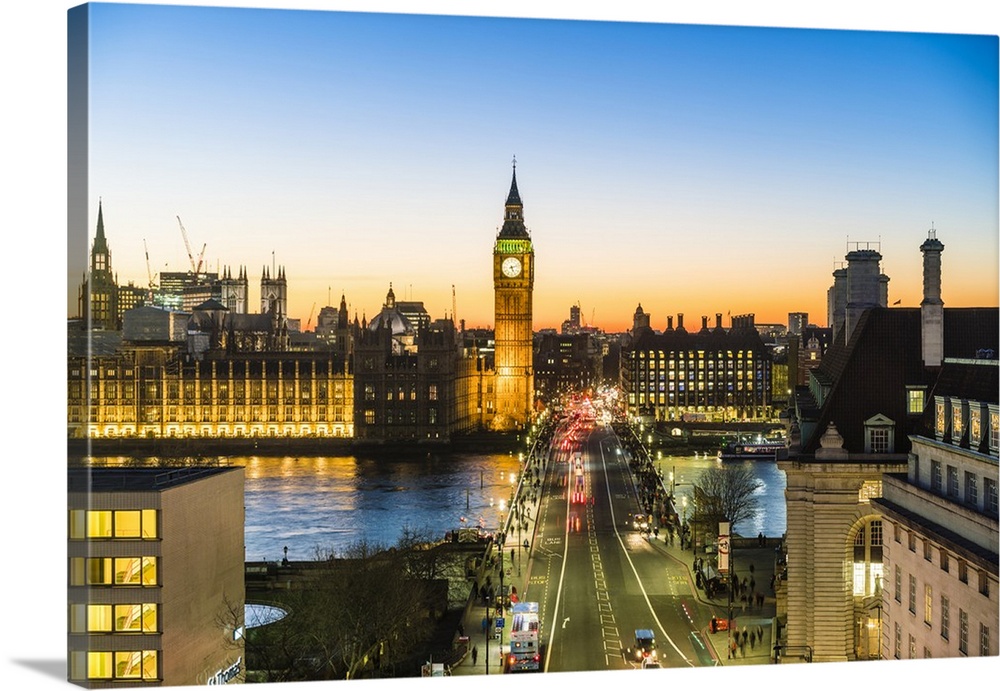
[502,256,522,278]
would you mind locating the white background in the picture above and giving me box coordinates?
[2,2,997,690]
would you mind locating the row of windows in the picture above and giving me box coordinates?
[636,350,756,360]
[893,603,991,657]
[69,603,158,634]
[70,557,158,587]
[361,409,438,425]
[894,528,990,596]
[935,400,1000,452]
[69,510,158,540]
[928,460,999,515]
[69,650,158,682]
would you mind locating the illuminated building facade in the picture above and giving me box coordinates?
[492,161,535,430]
[68,346,354,439]
[873,359,998,661]
[68,466,245,687]
[621,313,772,423]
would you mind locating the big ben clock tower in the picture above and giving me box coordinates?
[493,158,534,430]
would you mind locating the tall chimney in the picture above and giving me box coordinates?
[666,315,673,331]
[715,313,723,329]
[829,266,848,341]
[879,273,890,308]
[845,245,882,342]
[920,229,945,367]
[701,316,708,331]
[677,313,685,331]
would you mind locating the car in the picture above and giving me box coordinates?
[627,628,657,663]
[641,658,661,669]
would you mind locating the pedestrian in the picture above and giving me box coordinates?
[757,624,764,641]
[729,638,737,660]
[511,548,515,564]
[750,630,756,650]
[742,626,748,647]
[472,645,478,665]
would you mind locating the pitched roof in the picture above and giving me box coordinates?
[799,307,998,455]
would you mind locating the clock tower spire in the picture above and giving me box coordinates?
[492,158,535,430]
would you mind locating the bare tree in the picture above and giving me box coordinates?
[692,463,762,537]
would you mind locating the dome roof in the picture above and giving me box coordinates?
[368,283,414,336]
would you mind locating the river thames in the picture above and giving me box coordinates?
[85,448,786,561]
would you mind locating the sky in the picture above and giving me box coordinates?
[4,3,1000,691]
[67,1,998,332]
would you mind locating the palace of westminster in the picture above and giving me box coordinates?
[70,165,778,444]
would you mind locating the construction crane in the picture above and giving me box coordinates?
[143,239,158,302]
[176,216,196,273]
[306,302,317,331]
[176,215,207,278]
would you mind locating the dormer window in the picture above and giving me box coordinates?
[969,407,982,448]
[906,386,926,415]
[935,399,948,439]
[989,407,999,454]
[951,400,965,442]
[864,414,895,454]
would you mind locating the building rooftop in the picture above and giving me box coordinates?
[68,465,241,493]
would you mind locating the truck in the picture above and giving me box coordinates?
[506,601,541,672]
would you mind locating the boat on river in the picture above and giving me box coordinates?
[717,439,786,461]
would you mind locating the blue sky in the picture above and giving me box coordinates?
[71,2,998,330]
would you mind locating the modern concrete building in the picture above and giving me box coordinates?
[68,466,245,687]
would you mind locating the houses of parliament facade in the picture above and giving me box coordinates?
[69,167,536,443]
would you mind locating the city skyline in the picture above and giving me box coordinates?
[70,2,998,332]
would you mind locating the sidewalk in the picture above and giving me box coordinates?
[649,534,780,665]
[449,437,550,676]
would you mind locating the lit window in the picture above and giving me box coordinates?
[907,388,925,415]
[952,404,964,440]
[858,481,882,503]
[925,584,933,625]
[87,511,113,538]
[115,604,158,633]
[114,557,157,586]
[88,652,113,679]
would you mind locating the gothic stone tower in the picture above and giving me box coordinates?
[260,265,287,319]
[79,199,119,330]
[220,265,249,314]
[492,160,535,430]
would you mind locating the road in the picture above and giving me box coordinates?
[523,404,720,674]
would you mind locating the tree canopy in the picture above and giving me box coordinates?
[692,463,762,535]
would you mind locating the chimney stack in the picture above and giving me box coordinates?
[920,228,945,367]
[677,313,684,331]
[716,313,723,329]
[701,316,709,331]
[845,244,882,342]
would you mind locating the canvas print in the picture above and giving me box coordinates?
[67,2,999,688]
